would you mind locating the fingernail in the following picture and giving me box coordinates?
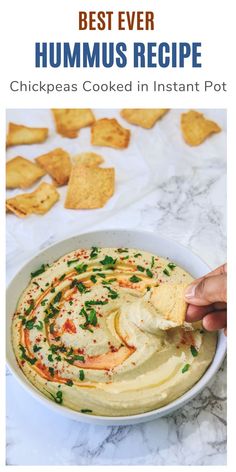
[185,283,197,299]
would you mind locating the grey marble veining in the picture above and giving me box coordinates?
[6,109,227,465]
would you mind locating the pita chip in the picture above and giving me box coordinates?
[150,283,188,326]
[6,182,59,218]
[72,152,104,167]
[91,118,130,149]
[65,165,115,209]
[6,123,48,147]
[36,148,71,186]
[6,156,45,189]
[121,109,169,129]
[52,109,95,138]
[181,110,221,146]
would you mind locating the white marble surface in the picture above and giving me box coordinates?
[6,109,227,465]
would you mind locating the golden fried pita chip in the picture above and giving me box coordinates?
[6,156,46,189]
[6,123,48,147]
[6,182,59,218]
[52,109,95,138]
[36,148,71,186]
[72,152,104,167]
[91,118,130,149]
[181,110,221,146]
[65,165,115,209]
[120,109,169,129]
[150,283,188,326]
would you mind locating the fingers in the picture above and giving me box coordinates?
[202,311,227,331]
[184,273,227,305]
[186,302,227,322]
[186,304,214,322]
[206,263,227,277]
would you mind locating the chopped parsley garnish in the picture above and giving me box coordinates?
[35,320,43,331]
[24,302,34,316]
[77,282,87,294]
[79,307,88,317]
[53,292,62,304]
[33,344,42,353]
[44,312,56,323]
[19,345,37,365]
[49,324,55,334]
[71,279,87,293]
[146,269,153,278]
[87,309,97,326]
[55,355,62,361]
[70,279,78,288]
[25,316,37,330]
[167,262,176,270]
[49,390,63,404]
[93,268,102,272]
[151,256,155,268]
[129,275,141,283]
[163,268,170,276]
[90,275,97,283]
[80,409,92,414]
[41,299,48,306]
[67,258,80,267]
[31,264,46,278]
[59,273,66,281]
[137,265,145,272]
[190,345,198,357]
[33,281,40,288]
[66,379,73,386]
[79,324,93,333]
[102,278,116,284]
[49,367,54,377]
[79,370,85,381]
[65,354,85,364]
[48,354,54,362]
[100,255,117,267]
[49,344,59,354]
[59,345,67,353]
[96,273,106,279]
[44,304,59,323]
[90,247,99,259]
[134,253,142,258]
[106,286,119,300]
[121,255,129,260]
[50,287,56,293]
[117,248,129,253]
[182,363,190,374]
[146,286,151,291]
[85,300,108,307]
[75,263,88,274]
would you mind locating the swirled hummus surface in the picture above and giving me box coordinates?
[12,247,217,416]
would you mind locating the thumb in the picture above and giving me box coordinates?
[184,273,227,305]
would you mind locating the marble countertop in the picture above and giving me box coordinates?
[6,109,227,465]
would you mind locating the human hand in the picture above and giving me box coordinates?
[184,263,227,334]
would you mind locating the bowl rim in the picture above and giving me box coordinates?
[6,228,227,425]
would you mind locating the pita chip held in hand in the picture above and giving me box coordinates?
[150,283,188,327]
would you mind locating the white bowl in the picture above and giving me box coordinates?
[6,229,226,426]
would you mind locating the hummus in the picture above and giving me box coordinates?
[12,247,217,416]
